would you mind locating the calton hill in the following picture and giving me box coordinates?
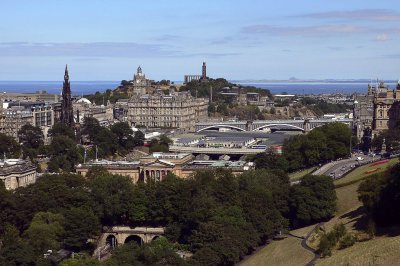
[84,77,349,120]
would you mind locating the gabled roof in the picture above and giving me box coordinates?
[142,159,175,168]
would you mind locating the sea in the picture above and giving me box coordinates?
[0,80,398,96]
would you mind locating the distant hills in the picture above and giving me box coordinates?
[230,79,398,84]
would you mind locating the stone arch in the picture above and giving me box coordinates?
[253,124,305,132]
[197,125,245,132]
[124,235,143,246]
[106,234,118,248]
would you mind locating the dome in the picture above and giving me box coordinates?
[76,98,92,104]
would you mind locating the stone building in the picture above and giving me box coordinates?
[0,102,55,142]
[372,81,400,132]
[76,152,253,183]
[2,91,60,103]
[2,106,33,139]
[132,66,151,95]
[0,159,37,190]
[128,91,208,132]
[354,81,400,139]
[73,98,114,126]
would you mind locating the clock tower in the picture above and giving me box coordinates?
[132,66,149,95]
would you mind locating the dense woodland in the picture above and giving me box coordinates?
[0,166,336,265]
[253,122,354,172]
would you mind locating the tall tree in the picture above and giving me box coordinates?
[23,212,65,256]
[49,122,75,140]
[290,174,337,226]
[18,124,44,149]
[62,207,100,251]
[0,133,20,158]
[81,117,101,143]
[47,136,82,172]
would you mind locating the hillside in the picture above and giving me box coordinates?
[241,158,400,266]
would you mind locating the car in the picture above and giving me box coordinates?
[329,172,335,177]
[356,157,364,161]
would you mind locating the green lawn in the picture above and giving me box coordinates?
[334,158,399,187]
[288,167,317,181]
[239,237,314,266]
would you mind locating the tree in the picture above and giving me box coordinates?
[48,135,82,172]
[0,133,21,158]
[81,117,101,143]
[95,128,118,157]
[18,124,44,149]
[290,174,337,226]
[0,224,36,266]
[110,122,133,148]
[60,255,101,266]
[253,150,289,172]
[62,207,100,251]
[149,135,172,153]
[159,134,172,147]
[13,173,91,231]
[23,212,65,256]
[358,162,400,226]
[88,173,136,225]
[0,185,16,234]
[49,122,75,140]
[132,131,145,147]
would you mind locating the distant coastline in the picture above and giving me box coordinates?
[231,79,398,83]
[0,79,398,96]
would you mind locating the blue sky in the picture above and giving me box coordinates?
[1,0,400,81]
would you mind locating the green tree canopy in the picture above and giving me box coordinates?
[0,133,21,158]
[49,122,75,140]
[23,212,65,255]
[290,174,337,226]
[47,135,82,172]
[18,124,44,149]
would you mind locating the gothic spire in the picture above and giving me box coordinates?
[61,65,74,127]
[64,64,69,80]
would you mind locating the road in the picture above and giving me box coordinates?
[313,153,379,179]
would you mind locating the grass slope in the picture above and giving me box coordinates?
[239,237,314,266]
[240,158,400,266]
[316,235,400,266]
[288,167,317,181]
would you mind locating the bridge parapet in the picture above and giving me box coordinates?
[196,119,354,132]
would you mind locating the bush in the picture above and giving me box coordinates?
[318,223,356,257]
[339,233,357,249]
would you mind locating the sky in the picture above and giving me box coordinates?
[0,0,400,81]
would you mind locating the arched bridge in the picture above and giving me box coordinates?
[196,119,353,132]
[97,226,164,248]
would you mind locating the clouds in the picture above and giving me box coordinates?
[0,42,181,58]
[298,9,400,22]
[241,24,368,36]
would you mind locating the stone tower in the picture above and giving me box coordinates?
[132,66,148,95]
[60,65,74,127]
[202,62,207,80]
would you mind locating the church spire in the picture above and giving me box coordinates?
[64,64,69,80]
